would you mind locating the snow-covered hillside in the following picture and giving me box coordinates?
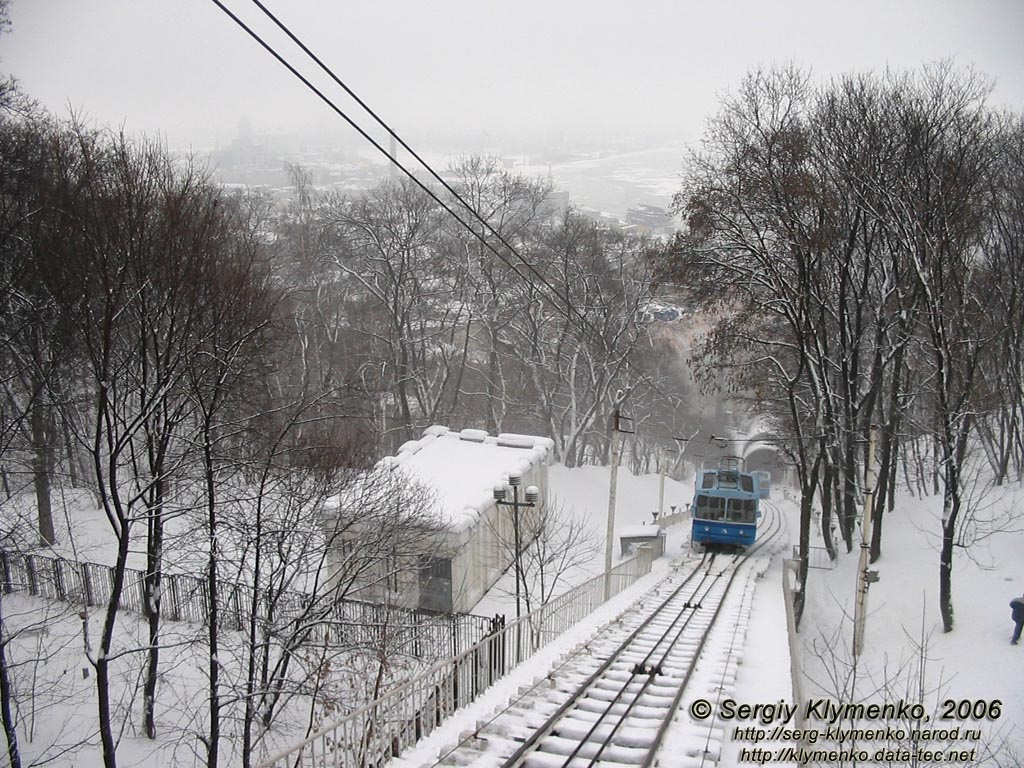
[2,465,1021,766]
[398,469,1023,767]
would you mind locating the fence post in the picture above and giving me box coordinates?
[137,569,147,613]
[0,551,10,593]
[168,575,180,621]
[81,562,94,606]
[450,613,457,659]
[26,555,37,596]
[54,558,66,601]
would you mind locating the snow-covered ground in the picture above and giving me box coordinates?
[797,481,1024,765]
[396,469,1024,768]
[3,464,1022,766]
[473,464,693,617]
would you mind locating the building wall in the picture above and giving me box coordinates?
[325,427,554,616]
[328,525,440,611]
[444,459,549,613]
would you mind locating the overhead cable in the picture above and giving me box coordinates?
[208,0,593,331]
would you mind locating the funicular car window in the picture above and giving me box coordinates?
[695,495,711,518]
[726,500,738,521]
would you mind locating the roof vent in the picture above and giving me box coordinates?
[496,433,536,449]
[459,428,489,443]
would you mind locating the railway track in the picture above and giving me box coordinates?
[426,504,786,768]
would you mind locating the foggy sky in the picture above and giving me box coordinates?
[3,0,1023,152]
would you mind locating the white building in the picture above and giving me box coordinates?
[325,425,554,614]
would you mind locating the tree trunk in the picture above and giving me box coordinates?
[205,435,220,768]
[794,490,813,628]
[840,441,857,553]
[939,516,956,632]
[242,493,265,768]
[870,418,897,563]
[60,407,80,489]
[97,535,131,768]
[0,593,22,768]
[31,405,55,546]
[820,462,837,560]
[886,436,898,511]
[142,477,164,740]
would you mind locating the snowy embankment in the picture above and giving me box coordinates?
[396,470,1024,767]
[3,465,1021,766]
[797,482,1024,763]
[391,467,797,768]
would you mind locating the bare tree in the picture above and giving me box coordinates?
[880,65,1000,632]
[664,63,1015,629]
[508,210,656,466]
[14,120,283,767]
[445,156,554,433]
[323,178,459,446]
[485,494,599,643]
[0,114,100,766]
[664,66,835,620]
[225,464,445,765]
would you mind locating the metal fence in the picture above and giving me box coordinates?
[791,544,835,570]
[656,507,689,528]
[256,547,656,768]
[0,548,497,660]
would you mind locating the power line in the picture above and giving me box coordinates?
[209,0,674,408]
[246,0,549,279]
[208,0,594,332]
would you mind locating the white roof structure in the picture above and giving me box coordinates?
[619,524,662,539]
[379,425,554,532]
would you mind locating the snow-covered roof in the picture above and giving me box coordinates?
[379,426,554,532]
[619,524,663,539]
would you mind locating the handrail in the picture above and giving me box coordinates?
[256,550,655,768]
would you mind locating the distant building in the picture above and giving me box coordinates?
[577,206,629,231]
[639,300,686,323]
[626,204,673,234]
[324,426,553,613]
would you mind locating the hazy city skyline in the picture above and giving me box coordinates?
[3,0,1023,155]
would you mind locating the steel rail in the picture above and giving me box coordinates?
[555,566,729,767]
[411,554,709,768]
[494,555,719,767]
[496,504,784,768]
[639,504,784,767]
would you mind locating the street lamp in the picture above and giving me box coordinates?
[493,473,539,622]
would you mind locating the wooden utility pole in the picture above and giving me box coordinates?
[657,469,666,520]
[604,390,630,601]
[853,425,879,658]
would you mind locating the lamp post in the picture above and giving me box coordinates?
[493,474,539,622]
[494,476,538,665]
